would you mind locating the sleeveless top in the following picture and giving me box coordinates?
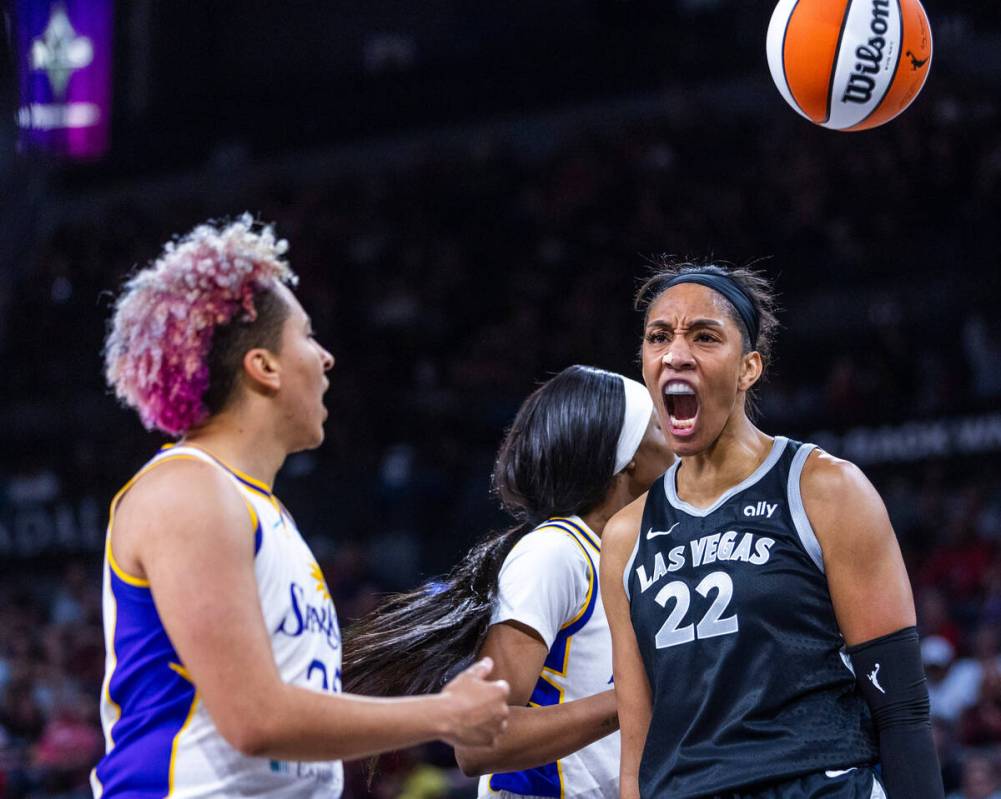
[624,437,877,798]
[92,445,343,798]
[481,517,619,799]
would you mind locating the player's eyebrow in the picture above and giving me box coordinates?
[646,317,725,330]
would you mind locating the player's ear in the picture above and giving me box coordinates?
[243,347,282,393]
[738,351,763,392]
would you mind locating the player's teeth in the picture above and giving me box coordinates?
[665,382,696,395]
[669,416,695,429]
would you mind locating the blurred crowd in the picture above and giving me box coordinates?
[2,74,1001,796]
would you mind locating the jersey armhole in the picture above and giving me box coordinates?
[556,529,596,631]
[622,532,641,603]
[107,453,263,585]
[788,443,825,573]
[529,524,598,631]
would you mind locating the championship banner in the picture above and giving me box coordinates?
[14,0,114,159]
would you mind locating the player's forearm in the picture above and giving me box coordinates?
[618,700,650,799]
[454,690,618,776]
[232,684,454,762]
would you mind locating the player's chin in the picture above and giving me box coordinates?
[668,437,704,458]
[667,423,712,457]
[297,419,327,451]
[311,420,328,448]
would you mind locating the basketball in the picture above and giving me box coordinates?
[766,0,933,131]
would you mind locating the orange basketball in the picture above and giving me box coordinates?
[766,0,933,131]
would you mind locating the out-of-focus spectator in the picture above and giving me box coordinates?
[935,717,965,794]
[921,520,995,611]
[959,663,1001,746]
[948,632,1001,736]
[0,680,45,743]
[32,693,103,786]
[927,636,974,723]
[947,752,1001,799]
[920,588,965,648]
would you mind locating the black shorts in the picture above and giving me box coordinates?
[713,767,885,799]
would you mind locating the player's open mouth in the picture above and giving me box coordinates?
[664,380,699,437]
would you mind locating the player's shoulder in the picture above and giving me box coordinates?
[511,524,590,562]
[116,452,245,527]
[603,492,647,562]
[798,446,891,549]
[800,446,878,508]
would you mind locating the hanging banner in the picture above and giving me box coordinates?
[14,0,114,159]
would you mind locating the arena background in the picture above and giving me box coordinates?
[1,1,1001,796]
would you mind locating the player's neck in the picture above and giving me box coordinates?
[181,412,287,490]
[677,415,771,506]
[580,507,610,539]
[582,473,640,539]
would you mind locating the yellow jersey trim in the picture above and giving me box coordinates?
[167,693,201,796]
[550,516,601,553]
[106,453,207,587]
[165,442,274,493]
[169,661,193,682]
[493,670,567,799]
[533,524,596,633]
[531,524,596,679]
[106,452,262,587]
[106,536,151,588]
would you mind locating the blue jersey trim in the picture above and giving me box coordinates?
[549,516,600,552]
[253,515,263,556]
[489,667,563,799]
[96,570,197,796]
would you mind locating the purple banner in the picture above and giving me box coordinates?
[15,0,114,160]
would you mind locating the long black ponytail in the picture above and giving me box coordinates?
[342,365,626,697]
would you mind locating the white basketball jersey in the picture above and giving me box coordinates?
[92,445,343,798]
[479,516,619,799]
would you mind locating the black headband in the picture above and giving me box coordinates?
[659,272,759,347]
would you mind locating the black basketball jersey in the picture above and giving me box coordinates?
[625,436,878,798]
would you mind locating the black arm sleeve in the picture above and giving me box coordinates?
[847,626,944,799]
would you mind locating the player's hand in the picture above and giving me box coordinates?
[439,657,510,747]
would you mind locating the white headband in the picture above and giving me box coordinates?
[614,376,654,474]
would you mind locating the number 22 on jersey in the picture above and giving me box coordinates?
[654,571,739,649]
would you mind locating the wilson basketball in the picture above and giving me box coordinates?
[766,0,933,131]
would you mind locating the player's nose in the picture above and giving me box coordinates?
[663,342,695,369]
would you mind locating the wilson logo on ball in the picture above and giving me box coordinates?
[766,0,933,131]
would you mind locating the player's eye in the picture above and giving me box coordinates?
[646,330,669,345]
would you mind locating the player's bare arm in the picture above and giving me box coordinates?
[115,459,509,762]
[800,449,916,644]
[454,620,618,776]
[600,493,651,799]
[803,449,943,799]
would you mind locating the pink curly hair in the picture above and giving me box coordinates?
[104,214,298,436]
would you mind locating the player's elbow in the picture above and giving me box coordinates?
[218,717,275,758]
[213,702,283,758]
[453,747,490,778]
